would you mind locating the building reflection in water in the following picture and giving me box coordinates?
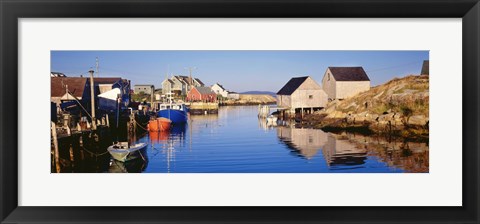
[276,124,429,172]
[277,125,367,168]
[322,134,367,169]
[277,126,328,159]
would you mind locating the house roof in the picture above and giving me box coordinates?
[194,86,215,95]
[277,76,309,95]
[174,75,190,83]
[134,84,154,87]
[51,72,66,77]
[162,79,174,84]
[194,78,204,86]
[213,83,226,90]
[51,77,87,98]
[94,77,122,84]
[328,67,370,81]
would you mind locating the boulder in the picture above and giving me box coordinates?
[408,115,428,126]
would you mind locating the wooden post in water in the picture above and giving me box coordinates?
[51,122,61,173]
[69,141,75,170]
[79,134,85,160]
[106,114,109,127]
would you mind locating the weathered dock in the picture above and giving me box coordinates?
[187,102,219,115]
[50,111,151,173]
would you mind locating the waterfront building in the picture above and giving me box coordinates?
[321,67,371,100]
[227,92,240,100]
[186,86,217,102]
[161,79,174,95]
[51,76,131,112]
[276,76,328,115]
[51,77,89,106]
[96,78,131,110]
[134,84,155,94]
[211,83,229,98]
[162,75,205,96]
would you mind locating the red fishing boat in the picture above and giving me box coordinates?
[147,117,172,132]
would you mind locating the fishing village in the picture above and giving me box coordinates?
[51,53,429,173]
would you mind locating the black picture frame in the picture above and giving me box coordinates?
[1,0,479,223]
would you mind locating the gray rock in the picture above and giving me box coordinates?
[408,115,428,126]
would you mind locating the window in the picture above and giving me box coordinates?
[309,95,313,99]
[328,73,330,81]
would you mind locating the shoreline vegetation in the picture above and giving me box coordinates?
[297,75,429,142]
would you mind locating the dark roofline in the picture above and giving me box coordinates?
[327,67,370,81]
[276,76,310,95]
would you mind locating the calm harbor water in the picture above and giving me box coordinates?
[109,105,428,173]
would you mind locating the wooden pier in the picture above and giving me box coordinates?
[50,111,150,173]
[187,102,219,115]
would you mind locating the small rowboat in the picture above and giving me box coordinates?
[107,142,147,162]
[147,117,172,132]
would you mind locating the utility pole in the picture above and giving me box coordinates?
[95,57,99,77]
[88,70,97,130]
[150,85,154,111]
[184,67,196,90]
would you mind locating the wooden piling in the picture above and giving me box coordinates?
[106,114,109,127]
[79,134,85,160]
[51,122,61,173]
[69,143,75,170]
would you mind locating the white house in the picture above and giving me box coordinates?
[211,83,229,98]
[134,84,155,94]
[321,67,370,100]
[227,92,240,100]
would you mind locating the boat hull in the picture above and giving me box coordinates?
[148,117,172,132]
[108,143,147,162]
[158,109,188,123]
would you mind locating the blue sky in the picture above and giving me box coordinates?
[51,51,428,93]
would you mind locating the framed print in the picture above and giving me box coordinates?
[1,0,479,223]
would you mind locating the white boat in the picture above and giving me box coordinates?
[107,142,147,162]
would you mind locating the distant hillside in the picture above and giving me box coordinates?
[240,91,276,96]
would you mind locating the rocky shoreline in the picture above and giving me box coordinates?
[297,113,429,142]
[295,75,429,142]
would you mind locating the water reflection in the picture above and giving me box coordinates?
[322,134,367,170]
[108,156,148,173]
[277,126,327,159]
[147,123,187,173]
[276,124,428,172]
[344,133,429,172]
